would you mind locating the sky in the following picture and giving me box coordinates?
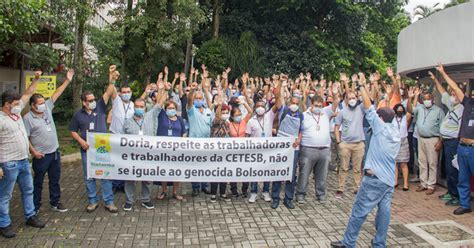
[403,0,453,21]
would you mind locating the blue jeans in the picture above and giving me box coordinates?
[32,150,61,211]
[81,152,114,205]
[272,151,299,201]
[251,182,270,193]
[457,145,474,210]
[443,139,459,197]
[191,182,209,191]
[343,175,394,248]
[0,159,35,228]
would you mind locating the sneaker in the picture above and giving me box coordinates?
[283,199,295,209]
[26,216,46,228]
[453,207,472,215]
[296,195,306,204]
[141,201,155,210]
[86,203,98,213]
[248,193,258,203]
[232,192,241,198]
[330,240,346,248]
[318,198,327,204]
[445,198,460,207]
[262,192,272,202]
[220,194,231,202]
[409,177,420,183]
[335,191,343,199]
[0,225,16,238]
[210,195,217,203]
[415,185,427,192]
[271,200,279,209]
[123,202,133,212]
[51,202,68,213]
[105,204,118,213]
[202,188,211,195]
[439,192,452,201]
[241,192,248,198]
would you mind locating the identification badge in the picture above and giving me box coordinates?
[139,130,143,136]
[168,129,173,136]
[89,122,95,130]
[315,125,320,131]
[261,132,266,137]
[46,125,52,132]
[469,120,474,127]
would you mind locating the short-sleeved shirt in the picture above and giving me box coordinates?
[187,106,213,138]
[363,106,401,187]
[110,96,134,134]
[0,102,29,163]
[413,104,445,138]
[246,110,276,137]
[440,92,464,139]
[459,95,474,139]
[229,119,248,137]
[335,103,365,143]
[23,99,59,154]
[69,98,108,143]
[157,110,186,137]
[301,106,333,147]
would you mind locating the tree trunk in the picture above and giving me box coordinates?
[72,11,86,110]
[121,0,133,79]
[212,0,220,38]
[184,36,192,77]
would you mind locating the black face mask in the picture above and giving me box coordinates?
[396,111,404,117]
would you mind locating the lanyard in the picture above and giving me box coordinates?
[123,102,131,116]
[231,122,241,136]
[257,117,265,132]
[134,118,143,131]
[311,113,321,125]
[396,116,402,130]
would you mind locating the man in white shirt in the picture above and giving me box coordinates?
[296,95,338,204]
[109,85,135,192]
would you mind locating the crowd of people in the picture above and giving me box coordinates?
[0,63,473,247]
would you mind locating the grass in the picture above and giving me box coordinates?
[57,125,80,156]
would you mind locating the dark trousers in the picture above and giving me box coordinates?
[407,131,415,174]
[443,139,459,197]
[230,182,249,194]
[32,150,61,211]
[210,182,227,195]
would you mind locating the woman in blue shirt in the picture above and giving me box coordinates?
[156,100,186,201]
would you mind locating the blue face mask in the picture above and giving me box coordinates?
[166,109,177,117]
[194,99,204,108]
[233,115,243,123]
[134,108,145,117]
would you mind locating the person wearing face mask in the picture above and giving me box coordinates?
[411,92,445,195]
[187,88,213,196]
[156,100,187,201]
[391,104,412,191]
[169,72,185,117]
[109,85,135,193]
[69,65,118,214]
[334,92,366,198]
[121,99,155,211]
[430,70,464,207]
[245,80,283,203]
[0,71,46,238]
[23,69,75,215]
[296,94,339,205]
[270,96,304,209]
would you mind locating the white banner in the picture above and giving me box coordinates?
[86,132,295,182]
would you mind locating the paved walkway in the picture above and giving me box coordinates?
[2,161,473,247]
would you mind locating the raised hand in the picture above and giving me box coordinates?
[386,67,394,78]
[340,73,348,82]
[179,72,186,82]
[299,73,304,81]
[373,71,381,81]
[435,63,445,73]
[190,67,195,75]
[408,87,415,98]
[174,72,179,80]
[351,74,358,83]
[66,69,75,81]
[164,66,169,75]
[428,71,435,80]
[158,72,163,80]
[357,72,366,86]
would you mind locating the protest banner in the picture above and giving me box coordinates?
[86,132,295,182]
[25,75,56,97]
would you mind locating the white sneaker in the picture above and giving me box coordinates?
[262,192,271,202]
[248,193,258,203]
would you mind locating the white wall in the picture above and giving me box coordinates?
[397,1,474,76]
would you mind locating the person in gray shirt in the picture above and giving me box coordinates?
[23,69,74,214]
[334,91,366,198]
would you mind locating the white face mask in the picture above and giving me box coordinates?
[348,99,357,107]
[221,114,230,121]
[448,96,458,106]
[11,105,22,115]
[256,107,266,116]
[89,101,97,110]
[212,90,218,95]
[423,100,432,108]
[289,104,299,112]
[36,103,46,113]
[120,93,131,102]
[312,107,322,115]
[309,93,315,98]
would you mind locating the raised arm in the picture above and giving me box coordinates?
[436,63,464,100]
[272,75,283,113]
[21,70,42,106]
[51,69,74,103]
[428,71,446,94]
[104,65,118,104]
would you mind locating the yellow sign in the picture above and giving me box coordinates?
[25,75,56,98]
